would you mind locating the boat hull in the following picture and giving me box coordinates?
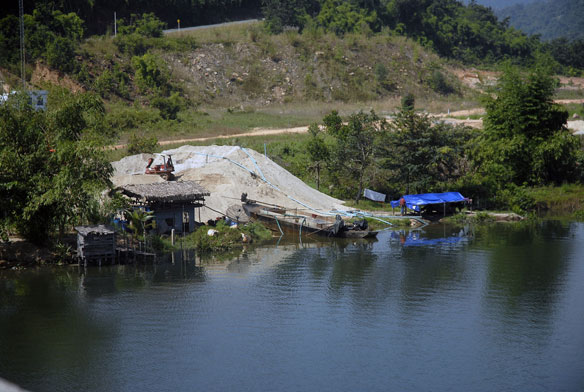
[242,203,378,239]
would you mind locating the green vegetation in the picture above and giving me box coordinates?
[385,97,476,194]
[443,211,496,225]
[126,133,159,154]
[263,0,541,66]
[179,220,272,251]
[544,39,584,75]
[0,5,84,74]
[473,66,582,186]
[0,91,112,244]
[498,0,584,41]
[298,66,584,215]
[2,0,263,36]
[527,184,584,215]
[323,110,387,202]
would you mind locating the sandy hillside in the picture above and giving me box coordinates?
[111,145,348,222]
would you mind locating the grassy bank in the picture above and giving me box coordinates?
[178,221,273,252]
[528,184,584,217]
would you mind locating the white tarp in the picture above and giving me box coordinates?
[363,188,386,202]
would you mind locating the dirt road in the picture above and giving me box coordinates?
[110,126,310,150]
[110,100,583,149]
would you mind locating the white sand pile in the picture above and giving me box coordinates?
[568,120,584,135]
[111,145,347,222]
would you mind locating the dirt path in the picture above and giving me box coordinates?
[555,99,584,104]
[110,99,583,149]
[110,126,310,150]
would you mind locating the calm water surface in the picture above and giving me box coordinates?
[1,221,584,392]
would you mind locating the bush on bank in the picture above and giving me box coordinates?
[179,221,272,252]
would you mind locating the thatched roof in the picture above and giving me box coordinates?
[75,225,115,236]
[118,181,210,203]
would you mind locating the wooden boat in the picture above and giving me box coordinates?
[242,202,378,239]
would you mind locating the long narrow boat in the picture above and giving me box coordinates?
[241,202,378,238]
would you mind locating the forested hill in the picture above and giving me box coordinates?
[0,0,263,36]
[462,0,535,10]
[497,0,584,41]
[2,0,583,81]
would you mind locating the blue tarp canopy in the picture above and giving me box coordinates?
[390,192,466,212]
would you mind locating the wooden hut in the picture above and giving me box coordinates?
[118,181,210,235]
[75,225,116,266]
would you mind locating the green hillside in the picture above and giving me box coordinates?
[497,0,584,41]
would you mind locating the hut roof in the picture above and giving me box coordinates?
[118,181,210,203]
[75,225,115,236]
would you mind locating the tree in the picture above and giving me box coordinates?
[120,13,166,38]
[315,0,378,35]
[261,0,318,33]
[114,13,166,55]
[151,92,184,120]
[21,5,84,73]
[384,104,474,194]
[306,123,329,190]
[474,66,581,186]
[0,91,113,244]
[323,110,387,202]
[131,53,170,94]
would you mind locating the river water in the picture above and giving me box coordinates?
[1,221,583,392]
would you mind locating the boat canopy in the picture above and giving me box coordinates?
[390,192,466,212]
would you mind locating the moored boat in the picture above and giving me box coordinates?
[241,201,378,239]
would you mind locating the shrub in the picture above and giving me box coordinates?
[45,36,77,73]
[132,53,170,94]
[113,13,166,55]
[93,70,116,97]
[241,222,273,241]
[151,92,184,120]
[401,93,415,111]
[126,133,158,154]
[494,185,536,213]
[114,33,148,55]
[375,63,388,82]
[149,234,173,252]
[428,69,455,95]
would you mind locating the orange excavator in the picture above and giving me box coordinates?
[145,154,175,180]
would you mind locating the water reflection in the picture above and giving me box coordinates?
[0,222,582,392]
[477,221,574,346]
[390,226,473,247]
[0,269,117,391]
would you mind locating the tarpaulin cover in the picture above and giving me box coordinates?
[363,188,386,202]
[390,192,466,211]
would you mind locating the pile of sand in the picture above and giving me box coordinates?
[111,145,347,222]
[568,120,584,135]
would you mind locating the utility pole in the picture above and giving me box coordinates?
[18,0,26,90]
[114,12,117,36]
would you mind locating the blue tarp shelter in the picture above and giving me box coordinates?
[390,192,466,212]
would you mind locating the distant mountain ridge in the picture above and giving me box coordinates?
[497,0,584,40]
